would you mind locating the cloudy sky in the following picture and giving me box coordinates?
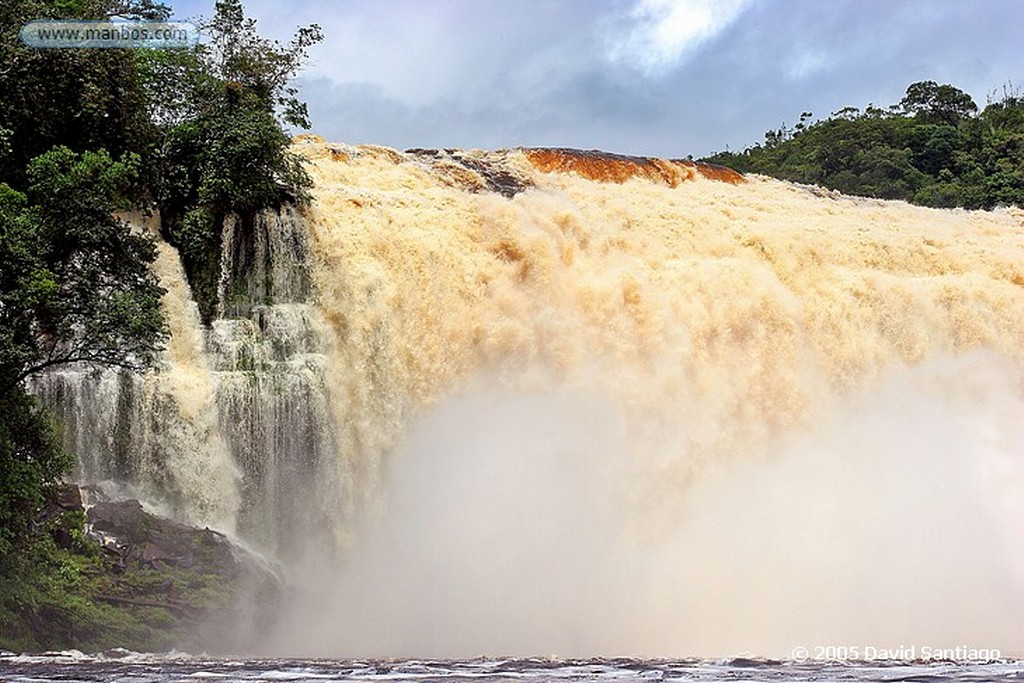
[171,0,1022,158]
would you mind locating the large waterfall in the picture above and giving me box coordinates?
[30,137,1024,658]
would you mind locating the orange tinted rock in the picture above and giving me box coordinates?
[523,148,742,186]
[683,160,745,184]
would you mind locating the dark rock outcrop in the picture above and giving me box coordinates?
[406,147,534,197]
[79,492,283,653]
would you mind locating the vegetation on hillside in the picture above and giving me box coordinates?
[0,0,318,650]
[703,80,1024,209]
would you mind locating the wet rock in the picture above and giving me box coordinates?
[82,497,283,653]
[39,483,84,521]
[406,148,534,197]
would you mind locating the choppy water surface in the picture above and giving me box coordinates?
[1,652,1022,683]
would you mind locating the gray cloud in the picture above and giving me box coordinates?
[174,0,1023,157]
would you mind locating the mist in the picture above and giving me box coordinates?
[270,350,1024,658]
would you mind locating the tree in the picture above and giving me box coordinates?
[900,80,978,126]
[0,0,164,189]
[0,148,166,558]
[150,0,322,320]
[0,390,71,556]
[200,0,322,130]
[0,147,166,390]
[0,147,166,554]
[0,0,321,650]
[702,79,1022,210]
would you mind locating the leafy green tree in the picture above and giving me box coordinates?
[2,0,321,323]
[0,0,167,189]
[0,391,71,557]
[703,80,1023,210]
[150,0,321,320]
[0,147,166,390]
[0,146,166,557]
[1,0,319,650]
[900,80,978,125]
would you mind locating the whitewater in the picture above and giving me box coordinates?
[27,137,1024,661]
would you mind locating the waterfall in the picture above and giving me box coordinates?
[29,208,345,556]
[30,214,239,531]
[29,137,1024,657]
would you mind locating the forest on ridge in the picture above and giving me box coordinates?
[703,80,1024,210]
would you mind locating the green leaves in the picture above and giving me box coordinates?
[900,80,978,125]
[0,3,320,641]
[1,147,166,389]
[0,145,165,570]
[149,0,320,321]
[703,80,1024,210]
[27,147,142,214]
[200,0,323,124]
[0,391,72,558]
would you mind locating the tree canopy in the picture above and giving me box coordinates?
[703,80,1024,210]
[0,148,166,391]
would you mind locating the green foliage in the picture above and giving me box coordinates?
[0,515,123,652]
[1,0,321,321]
[201,0,322,130]
[149,0,321,320]
[900,80,978,125]
[0,0,316,651]
[704,80,1024,210]
[0,147,167,390]
[0,0,161,188]
[0,391,72,557]
[0,508,218,652]
[0,144,163,585]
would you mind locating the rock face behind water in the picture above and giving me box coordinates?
[62,488,283,653]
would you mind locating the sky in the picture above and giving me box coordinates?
[170,0,1023,158]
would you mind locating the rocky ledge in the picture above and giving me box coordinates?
[43,485,283,653]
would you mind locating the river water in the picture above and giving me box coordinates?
[1,652,1022,682]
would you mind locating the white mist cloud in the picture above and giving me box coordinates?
[270,352,1024,658]
[605,0,755,75]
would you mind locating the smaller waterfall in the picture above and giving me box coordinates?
[30,208,347,559]
[30,216,240,531]
[209,205,347,558]
[218,206,314,319]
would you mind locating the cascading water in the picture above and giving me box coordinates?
[29,213,240,531]
[29,136,1024,658]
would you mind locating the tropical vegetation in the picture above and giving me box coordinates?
[703,80,1024,209]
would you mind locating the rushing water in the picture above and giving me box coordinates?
[25,139,1024,658]
[1,652,1022,683]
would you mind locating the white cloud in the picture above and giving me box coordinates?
[785,49,830,80]
[605,0,755,76]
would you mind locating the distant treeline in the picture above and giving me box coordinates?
[702,80,1024,210]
